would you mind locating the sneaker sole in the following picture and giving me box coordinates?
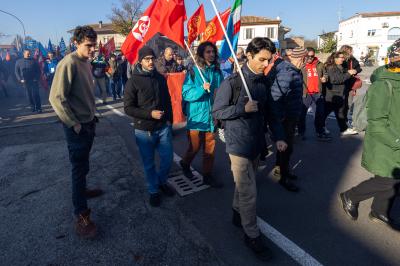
[368,212,390,226]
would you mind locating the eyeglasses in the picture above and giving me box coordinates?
[337,56,345,59]
[142,57,154,62]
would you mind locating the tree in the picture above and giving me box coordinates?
[319,32,337,53]
[108,0,144,36]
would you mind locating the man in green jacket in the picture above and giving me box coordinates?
[339,39,400,230]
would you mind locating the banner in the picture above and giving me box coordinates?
[166,72,186,124]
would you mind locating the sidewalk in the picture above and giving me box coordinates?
[0,98,222,265]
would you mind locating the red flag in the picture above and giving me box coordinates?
[104,37,116,58]
[167,72,186,124]
[121,0,186,64]
[187,4,206,47]
[33,48,39,60]
[201,8,230,43]
[98,40,104,55]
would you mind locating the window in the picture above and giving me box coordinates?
[266,27,275,39]
[245,28,254,40]
[388,27,400,40]
[367,29,376,36]
[349,30,353,38]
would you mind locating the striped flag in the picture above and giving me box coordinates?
[219,0,242,61]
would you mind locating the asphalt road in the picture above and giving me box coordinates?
[1,66,399,265]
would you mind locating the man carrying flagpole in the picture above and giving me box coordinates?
[213,37,276,261]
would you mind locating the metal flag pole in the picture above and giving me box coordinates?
[208,0,252,101]
[184,40,210,93]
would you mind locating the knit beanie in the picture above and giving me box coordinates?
[291,47,307,59]
[388,38,400,63]
[138,46,155,62]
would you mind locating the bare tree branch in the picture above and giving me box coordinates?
[108,0,144,36]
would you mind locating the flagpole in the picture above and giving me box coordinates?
[209,0,252,101]
[184,40,210,93]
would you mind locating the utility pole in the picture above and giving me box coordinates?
[0,9,26,40]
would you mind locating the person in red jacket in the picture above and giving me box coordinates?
[298,47,331,141]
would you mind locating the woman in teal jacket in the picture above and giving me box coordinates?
[180,41,224,187]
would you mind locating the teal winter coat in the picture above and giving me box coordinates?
[182,65,224,132]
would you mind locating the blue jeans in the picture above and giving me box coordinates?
[135,125,173,194]
[63,121,95,216]
[110,77,122,99]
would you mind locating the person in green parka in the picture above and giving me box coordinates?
[339,38,400,230]
[180,41,224,188]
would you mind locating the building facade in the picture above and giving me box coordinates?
[237,16,290,50]
[337,12,400,66]
[69,21,125,51]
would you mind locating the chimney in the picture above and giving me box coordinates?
[99,21,103,29]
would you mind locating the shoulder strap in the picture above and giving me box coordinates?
[228,73,242,105]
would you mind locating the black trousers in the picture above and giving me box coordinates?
[346,176,400,216]
[298,94,326,135]
[275,118,297,179]
[324,96,348,132]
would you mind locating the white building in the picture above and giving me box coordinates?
[337,12,400,66]
[68,21,125,51]
[193,16,291,51]
[236,16,290,50]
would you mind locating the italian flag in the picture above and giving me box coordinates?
[219,0,242,61]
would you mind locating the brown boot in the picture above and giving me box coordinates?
[75,209,97,239]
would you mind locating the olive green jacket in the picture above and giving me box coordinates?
[361,66,400,178]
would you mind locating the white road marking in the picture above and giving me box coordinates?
[102,102,324,266]
[258,218,323,266]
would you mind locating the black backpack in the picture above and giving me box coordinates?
[214,72,243,129]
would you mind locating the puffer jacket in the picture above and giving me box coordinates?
[361,66,400,179]
[182,64,223,132]
[267,58,303,140]
[124,64,172,131]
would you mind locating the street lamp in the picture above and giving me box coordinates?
[0,9,26,40]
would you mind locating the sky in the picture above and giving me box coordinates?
[0,0,399,45]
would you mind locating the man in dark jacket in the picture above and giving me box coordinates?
[339,39,400,230]
[268,47,305,192]
[124,46,175,207]
[155,47,178,75]
[91,53,108,104]
[15,49,42,112]
[213,37,275,261]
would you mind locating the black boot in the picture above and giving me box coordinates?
[179,160,194,178]
[203,174,223,188]
[339,192,359,220]
[279,178,299,192]
[244,234,273,261]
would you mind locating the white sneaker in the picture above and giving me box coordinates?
[341,128,358,136]
[324,127,331,135]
